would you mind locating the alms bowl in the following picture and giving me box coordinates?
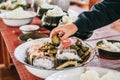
[41,14,64,30]
[14,38,96,78]
[0,11,37,27]
[97,40,120,60]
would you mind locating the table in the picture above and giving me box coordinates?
[0,5,87,80]
[0,17,49,80]
[0,10,120,80]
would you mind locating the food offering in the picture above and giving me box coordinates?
[0,7,37,26]
[97,39,120,52]
[41,6,67,30]
[0,0,30,11]
[60,15,78,24]
[0,7,36,19]
[46,67,120,80]
[80,69,120,80]
[97,39,120,59]
[37,3,55,19]
[26,36,92,70]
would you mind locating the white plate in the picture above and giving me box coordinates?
[14,38,96,78]
[20,25,40,31]
[46,67,120,80]
[0,9,11,13]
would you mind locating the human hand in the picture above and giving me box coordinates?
[50,23,78,40]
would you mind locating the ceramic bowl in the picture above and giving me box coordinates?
[0,9,11,13]
[0,11,37,27]
[14,38,96,78]
[96,40,120,60]
[19,25,40,34]
[37,7,53,19]
[41,14,63,30]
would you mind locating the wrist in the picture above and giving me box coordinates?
[71,23,78,32]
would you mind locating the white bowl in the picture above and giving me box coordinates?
[0,11,37,27]
[19,25,40,34]
[14,38,96,79]
[2,18,33,26]
[46,67,120,80]
[0,9,11,13]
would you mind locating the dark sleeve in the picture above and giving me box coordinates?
[73,0,120,34]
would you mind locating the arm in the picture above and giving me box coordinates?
[50,0,120,40]
[73,0,120,34]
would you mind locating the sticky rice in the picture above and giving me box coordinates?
[62,15,77,24]
[46,6,66,16]
[33,57,54,69]
[40,3,54,9]
[80,70,100,80]
[56,49,81,60]
[80,70,120,80]
[2,7,36,18]
[99,39,120,52]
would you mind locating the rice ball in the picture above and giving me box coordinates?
[100,71,120,80]
[80,70,100,80]
[41,3,54,9]
[33,57,54,69]
[46,6,66,16]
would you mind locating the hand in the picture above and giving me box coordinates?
[50,23,78,40]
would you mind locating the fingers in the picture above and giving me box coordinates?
[58,30,64,37]
[50,29,57,38]
[50,27,62,38]
[50,24,74,40]
[61,33,70,40]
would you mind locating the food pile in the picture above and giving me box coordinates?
[26,36,91,69]
[61,15,77,24]
[40,3,54,9]
[38,3,66,17]
[46,6,66,17]
[80,69,120,80]
[0,7,36,19]
[98,39,120,52]
[0,0,30,10]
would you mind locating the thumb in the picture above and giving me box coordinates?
[61,33,70,40]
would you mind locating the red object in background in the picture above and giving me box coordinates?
[0,33,3,64]
[61,38,71,48]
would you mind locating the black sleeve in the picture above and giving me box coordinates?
[73,0,120,34]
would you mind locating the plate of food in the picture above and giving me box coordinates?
[46,67,120,80]
[14,36,96,78]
